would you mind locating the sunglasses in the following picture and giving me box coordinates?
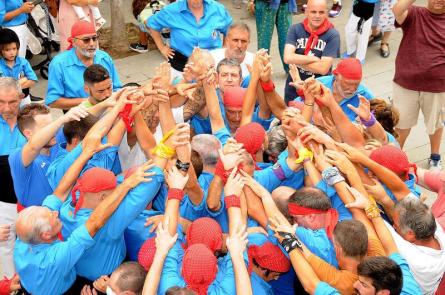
[76,35,98,43]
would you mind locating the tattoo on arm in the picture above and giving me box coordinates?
[183,86,206,121]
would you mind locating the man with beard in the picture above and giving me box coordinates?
[45,20,121,110]
[8,103,89,209]
[293,58,374,122]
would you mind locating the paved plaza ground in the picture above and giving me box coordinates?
[31,0,440,176]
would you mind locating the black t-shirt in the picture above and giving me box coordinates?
[284,23,340,103]
[0,155,17,204]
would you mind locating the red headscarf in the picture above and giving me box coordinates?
[182,244,218,295]
[248,242,291,274]
[332,58,362,81]
[370,145,417,181]
[185,217,223,253]
[138,237,156,271]
[67,20,96,50]
[234,122,266,169]
[223,87,246,109]
[288,203,339,239]
[302,18,334,55]
[71,167,117,216]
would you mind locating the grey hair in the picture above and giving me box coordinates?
[191,134,221,166]
[266,125,287,156]
[228,22,251,36]
[395,198,436,240]
[216,58,242,78]
[0,77,22,96]
[17,206,52,244]
[113,262,147,294]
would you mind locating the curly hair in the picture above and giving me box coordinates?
[132,0,151,19]
[370,98,400,139]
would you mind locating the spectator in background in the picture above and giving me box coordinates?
[392,0,445,170]
[45,20,121,110]
[1,0,34,57]
[147,0,232,79]
[368,0,397,58]
[283,0,340,104]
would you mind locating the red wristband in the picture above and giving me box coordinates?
[119,104,135,132]
[167,188,184,201]
[296,88,305,99]
[224,194,241,208]
[260,79,275,93]
[215,159,231,185]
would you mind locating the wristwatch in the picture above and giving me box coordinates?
[176,159,190,172]
[321,167,345,186]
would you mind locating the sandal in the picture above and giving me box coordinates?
[380,43,390,58]
[368,32,383,47]
[95,17,106,30]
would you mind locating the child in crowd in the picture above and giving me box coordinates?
[72,0,106,30]
[130,0,171,53]
[0,28,38,105]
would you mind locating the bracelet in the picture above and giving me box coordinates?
[259,79,275,93]
[304,102,314,107]
[151,129,176,159]
[365,203,382,219]
[119,104,135,132]
[321,167,345,186]
[360,111,376,128]
[168,188,184,201]
[224,194,241,208]
[277,231,303,253]
[272,163,286,181]
[176,159,190,172]
[294,148,313,164]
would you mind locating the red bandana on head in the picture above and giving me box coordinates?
[247,242,291,274]
[302,18,334,55]
[223,86,246,109]
[71,167,117,217]
[288,203,339,239]
[332,58,363,81]
[182,244,218,295]
[138,237,156,271]
[67,20,96,50]
[370,145,417,181]
[234,122,266,170]
[185,217,223,253]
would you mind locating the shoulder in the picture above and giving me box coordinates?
[289,23,305,35]
[95,49,114,62]
[323,27,340,39]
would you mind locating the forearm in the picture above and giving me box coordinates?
[87,101,110,117]
[393,0,415,18]
[227,206,243,236]
[261,193,289,224]
[49,98,86,109]
[66,0,98,5]
[158,102,176,136]
[264,91,286,120]
[134,112,156,157]
[183,86,206,121]
[288,250,320,294]
[371,216,398,255]
[243,187,268,228]
[107,119,126,146]
[20,79,35,89]
[53,151,93,201]
[257,86,272,119]
[284,53,319,66]
[366,123,388,144]
[299,60,332,76]
[142,251,168,295]
[149,29,165,50]
[240,74,260,126]
[231,252,253,295]
[86,183,131,236]
[203,83,225,133]
[326,102,365,147]
[207,176,224,211]
[4,8,23,21]
[163,197,180,236]
[304,161,322,186]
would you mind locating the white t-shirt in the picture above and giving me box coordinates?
[384,220,445,294]
[118,132,147,171]
[154,106,185,142]
[210,48,254,79]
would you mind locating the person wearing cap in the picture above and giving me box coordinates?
[46,20,122,110]
[392,0,445,170]
[283,0,340,104]
[293,58,374,122]
[13,131,150,295]
[248,242,291,294]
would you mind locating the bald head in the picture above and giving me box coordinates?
[305,0,328,30]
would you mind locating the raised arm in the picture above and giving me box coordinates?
[164,166,189,236]
[21,105,88,167]
[224,168,246,235]
[203,81,226,133]
[393,0,415,25]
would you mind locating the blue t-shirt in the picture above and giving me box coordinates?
[296,227,338,267]
[0,1,5,25]
[284,23,340,102]
[0,57,38,82]
[147,0,232,57]
[45,48,121,106]
[59,167,164,280]
[8,146,58,206]
[15,194,95,295]
[0,116,26,156]
[389,253,422,295]
[2,0,28,27]
[316,179,353,221]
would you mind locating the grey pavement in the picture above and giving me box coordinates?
[31,0,439,171]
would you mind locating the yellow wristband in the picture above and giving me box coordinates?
[295,148,313,164]
[151,128,176,159]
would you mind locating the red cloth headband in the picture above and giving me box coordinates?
[288,203,338,239]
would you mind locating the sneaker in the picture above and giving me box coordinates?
[129,43,148,53]
[429,158,442,171]
[329,3,342,18]
[301,4,307,12]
